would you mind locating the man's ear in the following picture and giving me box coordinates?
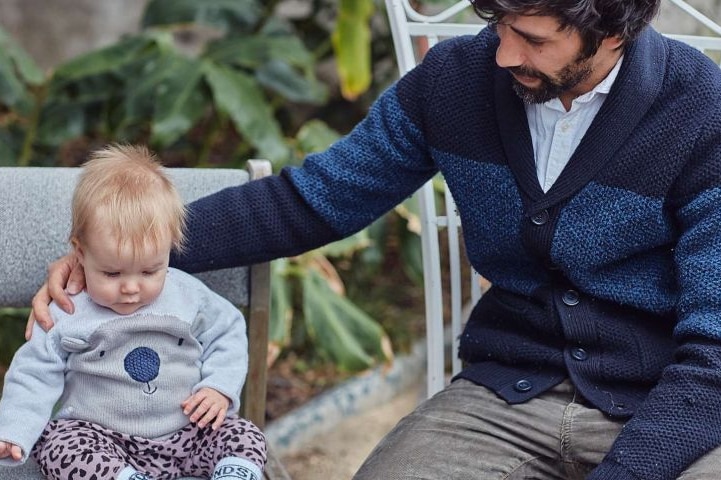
[602,35,624,52]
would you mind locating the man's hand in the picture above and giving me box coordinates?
[0,441,23,461]
[26,253,85,340]
[182,387,231,431]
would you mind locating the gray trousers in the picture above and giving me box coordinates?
[354,379,721,479]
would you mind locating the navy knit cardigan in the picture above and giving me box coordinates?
[173,26,721,480]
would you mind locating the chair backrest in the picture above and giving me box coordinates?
[0,167,249,307]
[384,0,721,398]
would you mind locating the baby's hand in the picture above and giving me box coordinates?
[181,387,230,431]
[0,440,23,461]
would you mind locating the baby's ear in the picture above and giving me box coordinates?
[70,237,85,262]
[60,337,91,352]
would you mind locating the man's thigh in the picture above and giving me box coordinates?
[353,379,624,480]
[679,446,721,479]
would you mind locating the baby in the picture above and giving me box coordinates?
[0,145,266,480]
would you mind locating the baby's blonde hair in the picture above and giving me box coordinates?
[70,144,186,255]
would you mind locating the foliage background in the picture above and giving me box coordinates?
[0,0,431,379]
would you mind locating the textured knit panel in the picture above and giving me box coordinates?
[0,167,250,307]
[286,86,435,237]
[0,269,247,464]
[552,182,677,312]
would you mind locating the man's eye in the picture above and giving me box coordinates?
[103,272,120,278]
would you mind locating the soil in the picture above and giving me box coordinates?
[265,353,355,422]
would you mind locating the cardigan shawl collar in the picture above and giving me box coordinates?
[494,27,667,214]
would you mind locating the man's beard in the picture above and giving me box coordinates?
[507,58,593,104]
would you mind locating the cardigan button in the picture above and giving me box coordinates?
[570,347,588,361]
[562,289,580,306]
[514,379,533,392]
[530,210,549,226]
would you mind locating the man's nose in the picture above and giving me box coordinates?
[495,34,524,69]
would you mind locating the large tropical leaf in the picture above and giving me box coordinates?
[270,259,293,347]
[145,55,207,147]
[0,127,23,165]
[35,102,87,148]
[0,51,32,113]
[206,35,315,70]
[294,119,341,158]
[0,27,44,86]
[51,36,158,85]
[142,0,262,32]
[256,60,327,104]
[302,269,391,372]
[331,0,374,100]
[204,62,289,162]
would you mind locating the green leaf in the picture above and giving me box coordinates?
[0,50,33,113]
[204,62,289,162]
[0,27,44,85]
[142,0,261,32]
[317,230,371,258]
[295,119,341,156]
[35,102,87,147]
[331,0,374,100]
[302,269,390,372]
[206,35,314,70]
[51,36,158,85]
[148,56,207,147]
[256,60,327,104]
[0,127,23,165]
[269,260,293,346]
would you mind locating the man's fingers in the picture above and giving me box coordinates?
[27,284,52,340]
[67,261,86,295]
[46,258,75,313]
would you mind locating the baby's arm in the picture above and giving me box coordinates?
[181,387,230,430]
[0,440,23,462]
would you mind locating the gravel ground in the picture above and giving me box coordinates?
[279,382,422,479]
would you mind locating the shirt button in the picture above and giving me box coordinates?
[514,379,533,392]
[570,347,588,361]
[530,210,549,226]
[562,289,580,306]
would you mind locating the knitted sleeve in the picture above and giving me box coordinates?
[191,288,249,412]
[0,323,66,465]
[170,37,462,273]
[590,104,721,479]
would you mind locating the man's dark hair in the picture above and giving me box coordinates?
[470,0,661,57]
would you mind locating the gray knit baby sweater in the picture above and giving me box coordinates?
[0,267,248,465]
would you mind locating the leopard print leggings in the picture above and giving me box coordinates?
[31,417,266,480]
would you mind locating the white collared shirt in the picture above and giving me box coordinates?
[526,57,623,192]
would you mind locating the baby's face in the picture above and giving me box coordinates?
[76,228,171,315]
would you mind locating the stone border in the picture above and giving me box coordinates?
[265,340,427,456]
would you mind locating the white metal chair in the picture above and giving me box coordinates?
[384,0,721,398]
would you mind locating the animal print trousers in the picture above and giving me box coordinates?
[31,417,266,480]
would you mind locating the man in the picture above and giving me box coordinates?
[30,0,721,478]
